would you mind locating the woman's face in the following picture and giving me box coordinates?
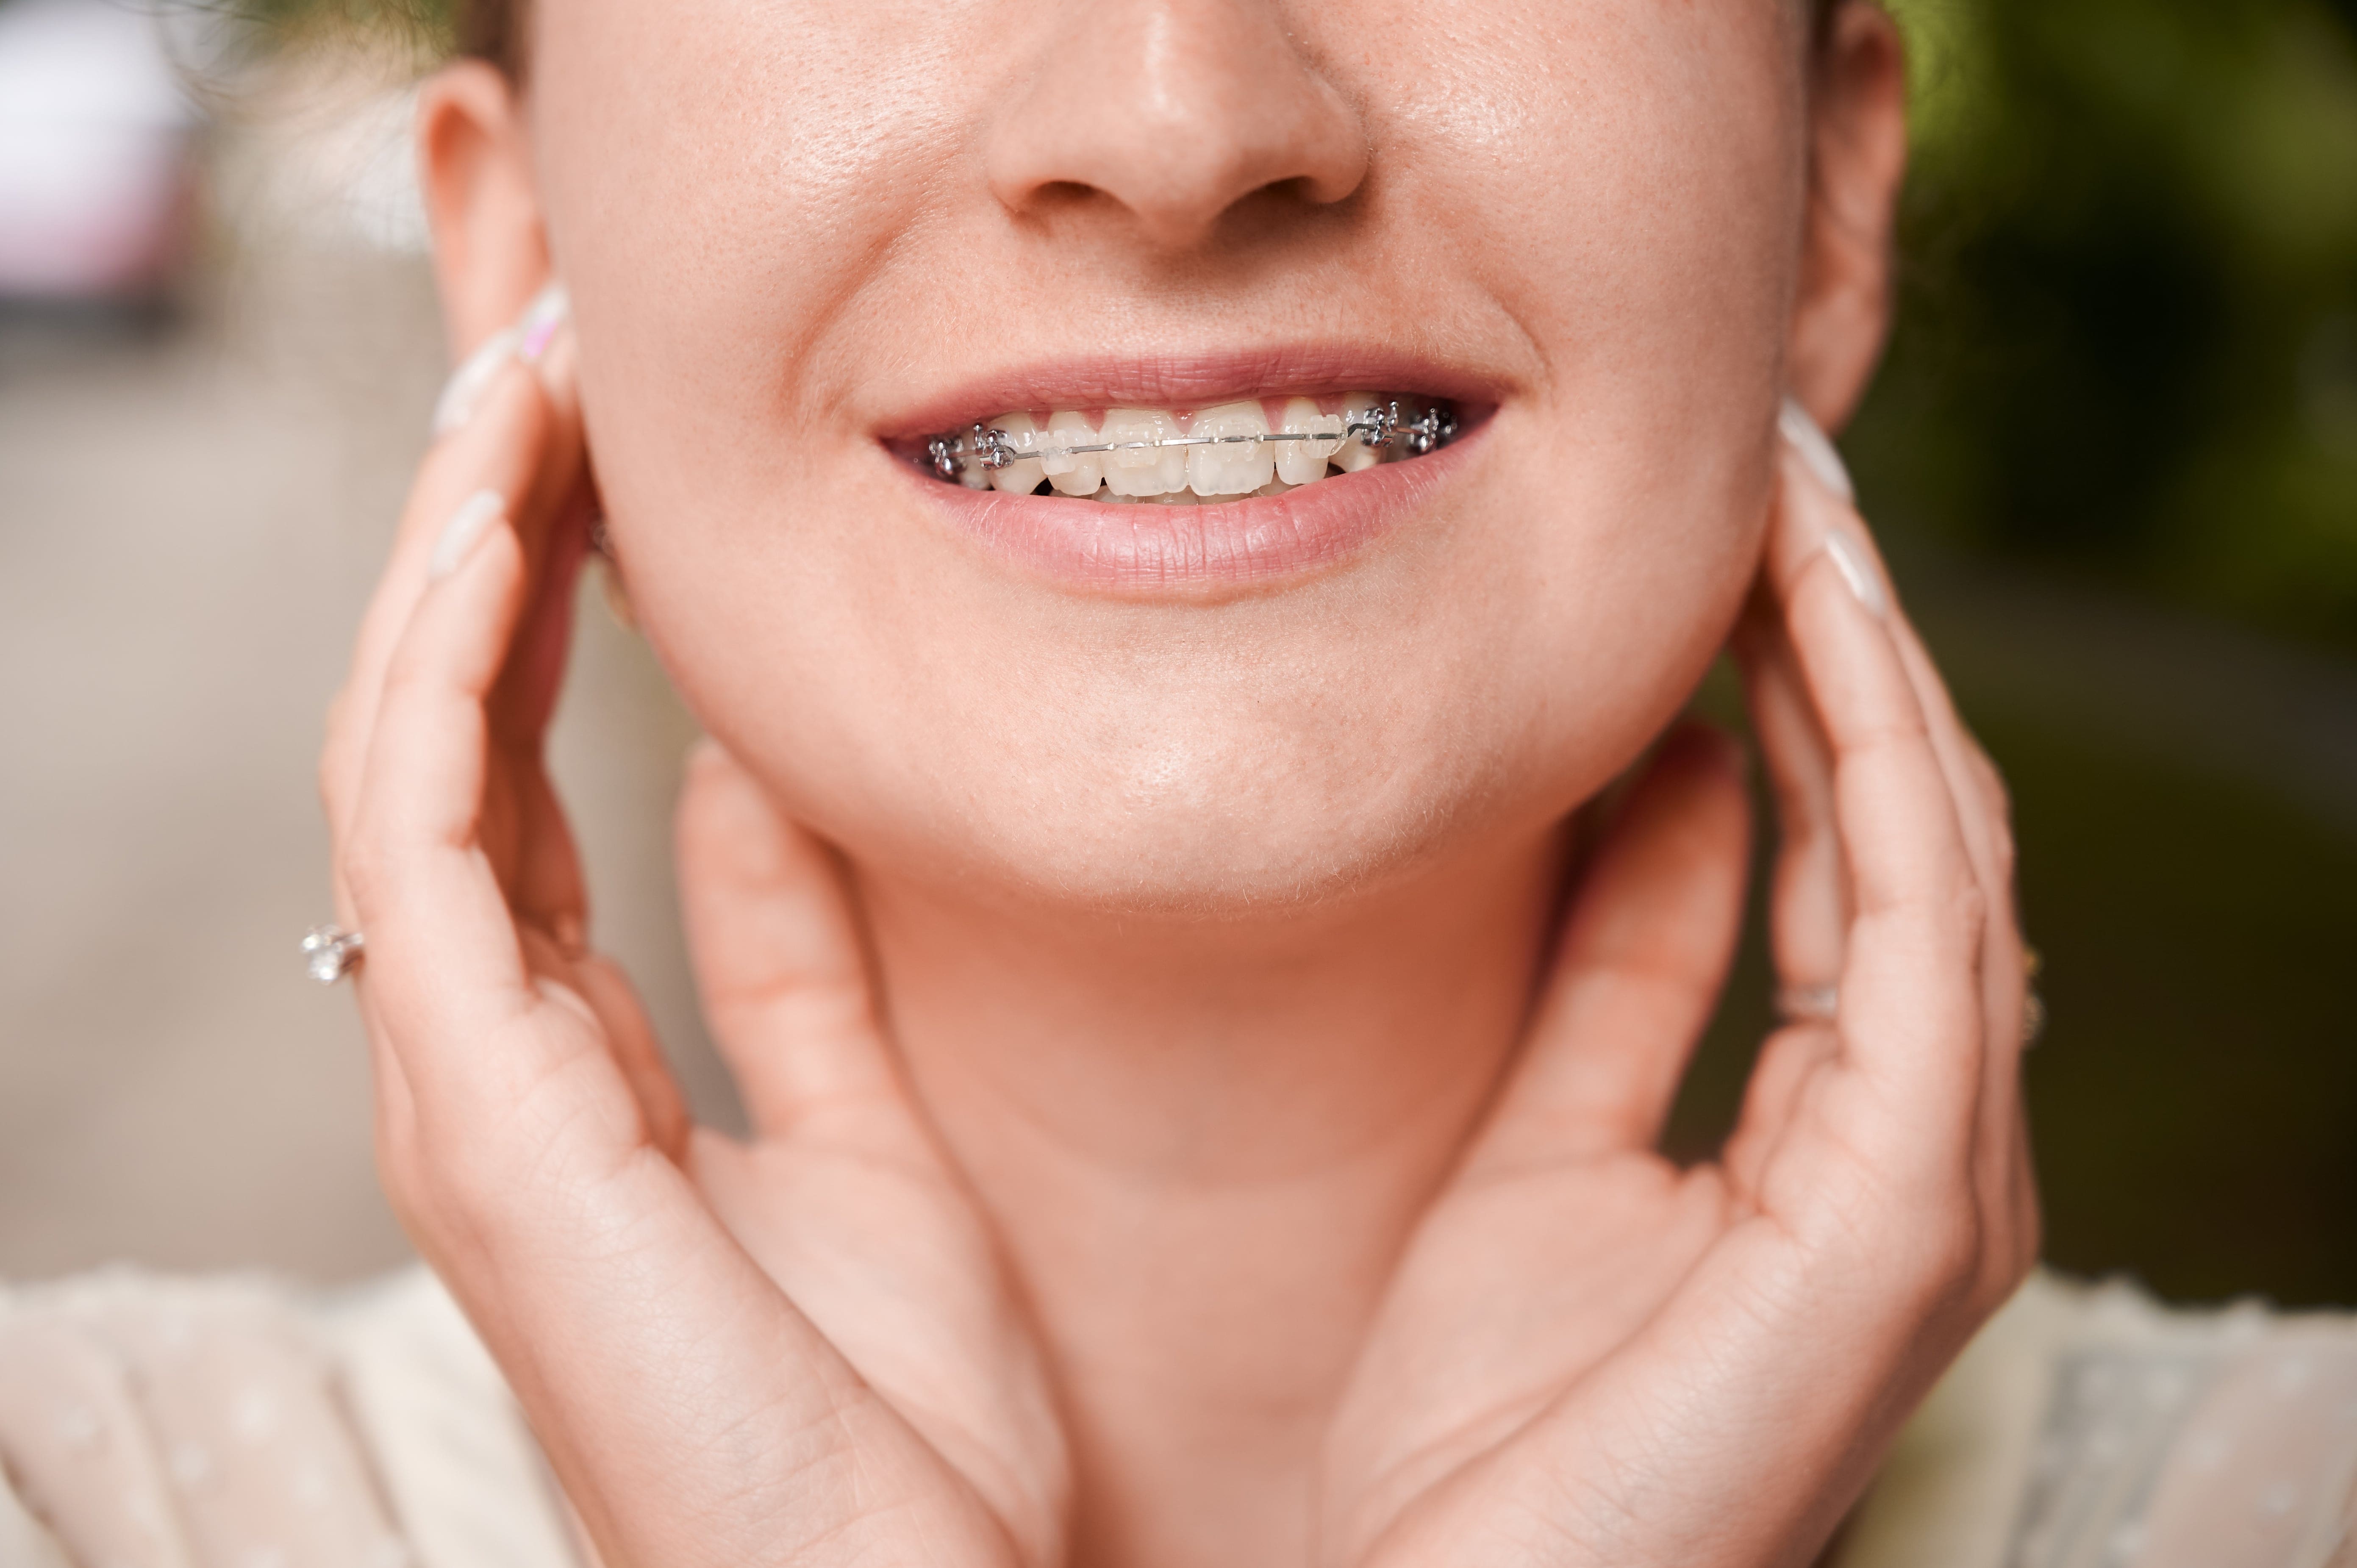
[525,0,1821,915]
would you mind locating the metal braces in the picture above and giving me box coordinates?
[924,399,1458,483]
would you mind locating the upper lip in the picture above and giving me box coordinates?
[875,341,1507,439]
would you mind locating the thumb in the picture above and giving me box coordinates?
[675,741,911,1146]
[1468,722,1752,1170]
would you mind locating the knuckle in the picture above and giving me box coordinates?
[339,826,399,913]
[1905,1203,1986,1313]
[377,652,435,711]
[1974,744,2015,819]
[1947,881,1991,955]
[1991,818,2019,887]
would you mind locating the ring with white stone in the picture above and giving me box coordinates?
[301,924,365,985]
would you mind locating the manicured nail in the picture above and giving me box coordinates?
[1822,531,1889,619]
[1778,395,1856,503]
[429,489,506,581]
[431,326,521,436]
[516,280,570,366]
[428,281,568,436]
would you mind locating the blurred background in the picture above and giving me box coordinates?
[1,0,2351,1304]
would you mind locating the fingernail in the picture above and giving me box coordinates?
[429,489,506,581]
[427,281,569,436]
[431,326,522,437]
[1822,531,1889,619]
[1778,395,1856,504]
[516,280,570,366]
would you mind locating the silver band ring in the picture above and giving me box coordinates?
[1775,976,2048,1045]
[1774,983,1840,1026]
[302,924,365,985]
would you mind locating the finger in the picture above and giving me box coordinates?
[343,497,613,1141]
[321,286,576,860]
[1773,436,2032,1277]
[322,364,547,869]
[1755,441,1988,1171]
[1721,1023,1839,1201]
[494,472,595,944]
[1824,530,2027,1075]
[2007,1101,2042,1286]
[1733,600,1847,998]
[560,946,691,1160]
[675,741,912,1148]
[1885,615,2032,1293]
[1469,722,1751,1167]
[332,322,589,993]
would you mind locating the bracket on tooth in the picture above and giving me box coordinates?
[972,422,1021,471]
[1398,403,1458,455]
[926,433,965,482]
[918,398,1458,482]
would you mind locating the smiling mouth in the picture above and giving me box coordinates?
[908,392,1461,504]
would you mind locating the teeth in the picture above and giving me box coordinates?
[1043,410,1104,496]
[1102,408,1190,497]
[1186,401,1272,497]
[986,411,1047,495]
[1274,397,1344,485]
[1332,393,1385,473]
[932,392,1449,500]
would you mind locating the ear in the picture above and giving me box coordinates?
[1785,1,1908,433]
[416,60,550,362]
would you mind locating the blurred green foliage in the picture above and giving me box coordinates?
[1866,0,2357,647]
[227,0,451,57]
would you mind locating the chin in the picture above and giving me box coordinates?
[883,770,1516,922]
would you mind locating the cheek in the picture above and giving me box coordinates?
[1374,0,1805,410]
[533,0,974,475]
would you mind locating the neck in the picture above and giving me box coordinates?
[855,830,1566,1568]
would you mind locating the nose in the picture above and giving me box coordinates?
[985,0,1370,251]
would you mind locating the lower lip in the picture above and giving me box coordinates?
[902,433,1477,597]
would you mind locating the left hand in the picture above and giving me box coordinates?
[1319,411,2039,1568]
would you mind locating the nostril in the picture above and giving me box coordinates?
[983,0,1370,250]
[1023,180,1108,219]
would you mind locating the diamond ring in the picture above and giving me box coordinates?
[301,924,365,985]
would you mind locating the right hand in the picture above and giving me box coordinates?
[317,286,1069,1568]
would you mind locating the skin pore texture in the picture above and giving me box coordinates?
[318,2,2038,1567]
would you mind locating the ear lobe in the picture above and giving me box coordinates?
[1785,1,1908,433]
[416,60,550,363]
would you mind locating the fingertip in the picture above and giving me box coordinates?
[684,734,737,786]
[1777,394,1856,503]
[677,739,793,907]
[514,280,570,367]
[679,738,758,839]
